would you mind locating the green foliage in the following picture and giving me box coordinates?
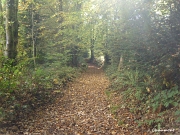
[98,0,180,130]
[150,86,179,112]
[137,118,164,128]
[0,55,81,122]
[0,59,22,93]
[0,107,5,121]
[175,109,180,122]
[110,105,119,115]
[0,0,179,131]
[105,90,112,100]
[106,63,180,128]
[0,0,90,122]
[31,68,52,90]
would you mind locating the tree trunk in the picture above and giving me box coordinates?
[90,39,95,62]
[0,0,5,52]
[118,54,123,71]
[0,0,2,24]
[59,0,63,12]
[31,3,36,66]
[14,0,18,57]
[90,22,95,63]
[56,0,63,23]
[4,0,18,60]
[104,53,110,65]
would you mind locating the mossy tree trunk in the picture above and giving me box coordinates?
[4,0,19,60]
[0,0,5,52]
[0,0,2,24]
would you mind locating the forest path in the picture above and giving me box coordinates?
[5,64,125,135]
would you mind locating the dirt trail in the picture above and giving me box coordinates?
[4,65,125,135]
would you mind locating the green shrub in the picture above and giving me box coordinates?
[105,64,180,129]
[150,86,179,112]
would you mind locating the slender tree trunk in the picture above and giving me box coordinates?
[14,0,18,57]
[59,0,63,13]
[58,0,64,53]
[4,0,18,60]
[90,38,95,62]
[31,3,36,66]
[57,0,63,23]
[90,22,95,63]
[0,0,4,62]
[118,54,123,71]
[0,0,2,24]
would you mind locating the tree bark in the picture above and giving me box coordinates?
[0,0,3,27]
[90,38,95,62]
[4,0,19,60]
[56,0,63,23]
[31,2,36,66]
[0,0,5,51]
[89,21,95,63]
[59,0,63,12]
[0,0,2,19]
[118,54,123,71]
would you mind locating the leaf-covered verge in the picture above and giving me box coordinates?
[0,57,87,126]
[105,65,180,134]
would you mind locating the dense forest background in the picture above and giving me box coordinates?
[0,0,180,131]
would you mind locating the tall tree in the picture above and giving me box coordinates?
[0,0,5,53]
[0,0,3,25]
[31,1,36,66]
[4,0,19,60]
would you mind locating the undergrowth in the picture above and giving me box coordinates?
[0,58,86,123]
[105,65,180,131]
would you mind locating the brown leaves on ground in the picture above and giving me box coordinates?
[0,65,114,134]
[0,64,153,134]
